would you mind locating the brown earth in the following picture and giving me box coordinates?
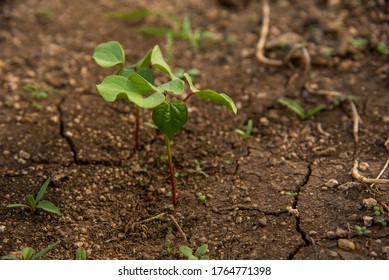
[0,0,388,260]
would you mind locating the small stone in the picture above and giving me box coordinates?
[286,206,299,217]
[363,216,374,227]
[370,251,378,257]
[326,231,337,239]
[359,162,370,171]
[0,225,5,232]
[382,246,389,254]
[362,198,378,209]
[19,150,31,160]
[259,117,269,126]
[236,216,243,223]
[308,230,318,236]
[118,233,126,240]
[17,158,27,164]
[74,241,83,248]
[338,239,356,250]
[336,228,348,238]
[327,250,339,258]
[243,197,251,202]
[325,179,339,188]
[257,217,267,227]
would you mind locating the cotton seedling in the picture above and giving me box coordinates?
[278,97,325,120]
[234,119,253,140]
[179,244,209,260]
[93,41,237,206]
[7,178,60,215]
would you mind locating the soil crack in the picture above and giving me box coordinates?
[58,96,78,164]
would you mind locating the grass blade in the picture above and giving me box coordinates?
[37,200,60,214]
[306,104,325,118]
[278,97,306,120]
[31,241,60,260]
[35,178,50,202]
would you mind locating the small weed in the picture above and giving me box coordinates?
[162,240,174,257]
[234,119,253,140]
[373,206,381,216]
[354,225,371,236]
[21,84,62,110]
[372,206,387,227]
[7,178,60,215]
[189,160,208,177]
[351,37,368,48]
[377,42,389,56]
[278,97,325,120]
[179,244,209,260]
[196,192,206,203]
[1,242,60,260]
[75,248,87,260]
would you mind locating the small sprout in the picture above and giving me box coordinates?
[354,225,371,236]
[2,242,60,260]
[278,97,325,120]
[189,160,208,177]
[196,192,206,203]
[162,240,174,256]
[351,37,368,47]
[7,178,60,215]
[75,248,87,260]
[234,119,253,140]
[21,84,62,110]
[334,95,358,106]
[373,206,381,216]
[285,191,298,198]
[377,42,389,56]
[174,68,200,79]
[179,244,209,260]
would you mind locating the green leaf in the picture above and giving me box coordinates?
[306,104,325,118]
[108,9,152,20]
[152,100,188,140]
[37,200,60,214]
[278,97,306,120]
[199,255,210,260]
[183,73,237,114]
[31,241,60,260]
[246,119,253,136]
[179,246,194,258]
[134,45,176,79]
[22,247,34,260]
[234,129,249,140]
[188,255,198,260]
[6,203,30,209]
[195,244,208,257]
[137,67,154,84]
[157,79,185,95]
[26,194,36,207]
[92,41,125,68]
[35,178,50,202]
[117,67,135,78]
[96,75,165,108]
[1,255,19,260]
[75,248,87,260]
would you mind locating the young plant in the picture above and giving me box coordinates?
[75,248,87,260]
[93,42,237,206]
[354,225,371,236]
[373,206,387,227]
[278,97,325,120]
[7,178,60,215]
[179,244,209,260]
[21,84,62,110]
[1,241,60,260]
[377,42,389,56]
[234,119,253,140]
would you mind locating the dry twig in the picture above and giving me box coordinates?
[349,100,362,143]
[124,212,166,233]
[352,160,389,184]
[168,214,188,243]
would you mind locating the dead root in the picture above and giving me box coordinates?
[352,159,389,185]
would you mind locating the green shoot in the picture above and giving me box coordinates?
[21,84,62,110]
[179,244,209,260]
[1,242,60,260]
[278,97,325,120]
[351,37,368,47]
[196,192,206,203]
[377,42,389,56]
[75,248,87,260]
[354,225,371,236]
[234,119,253,140]
[7,178,60,215]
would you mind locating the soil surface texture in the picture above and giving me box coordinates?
[1,0,389,260]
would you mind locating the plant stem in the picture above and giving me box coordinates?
[164,136,177,206]
[134,105,141,151]
[183,90,194,103]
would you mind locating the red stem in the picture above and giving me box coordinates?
[134,106,141,151]
[183,90,194,103]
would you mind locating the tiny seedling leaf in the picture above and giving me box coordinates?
[179,246,194,258]
[305,104,325,118]
[96,75,165,108]
[188,255,198,260]
[1,256,19,260]
[92,41,125,68]
[152,100,188,140]
[75,248,87,260]
[35,178,50,203]
[195,244,208,257]
[199,255,210,260]
[278,97,306,120]
[31,241,60,260]
[26,194,36,207]
[22,247,34,260]
[6,203,30,208]
[157,79,185,95]
[36,200,60,214]
[137,67,155,84]
[184,73,237,114]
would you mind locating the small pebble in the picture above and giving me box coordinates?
[0,225,5,232]
[363,216,374,227]
[362,198,377,209]
[359,162,370,171]
[338,239,356,250]
[382,246,389,254]
[327,250,339,258]
[118,233,126,240]
[325,179,339,188]
[257,217,267,227]
[335,228,348,238]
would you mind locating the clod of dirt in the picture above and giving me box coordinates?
[363,216,374,227]
[362,198,378,209]
[338,239,356,251]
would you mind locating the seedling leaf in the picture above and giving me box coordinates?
[195,244,208,257]
[305,104,325,118]
[31,241,60,260]
[152,100,188,140]
[37,200,60,214]
[92,41,125,68]
[22,247,34,260]
[188,255,198,260]
[199,255,210,260]
[26,194,36,207]
[278,97,305,120]
[179,246,193,258]
[96,75,165,108]
[184,74,237,114]
[6,203,30,208]
[75,248,87,260]
[35,178,50,202]
[157,79,185,95]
